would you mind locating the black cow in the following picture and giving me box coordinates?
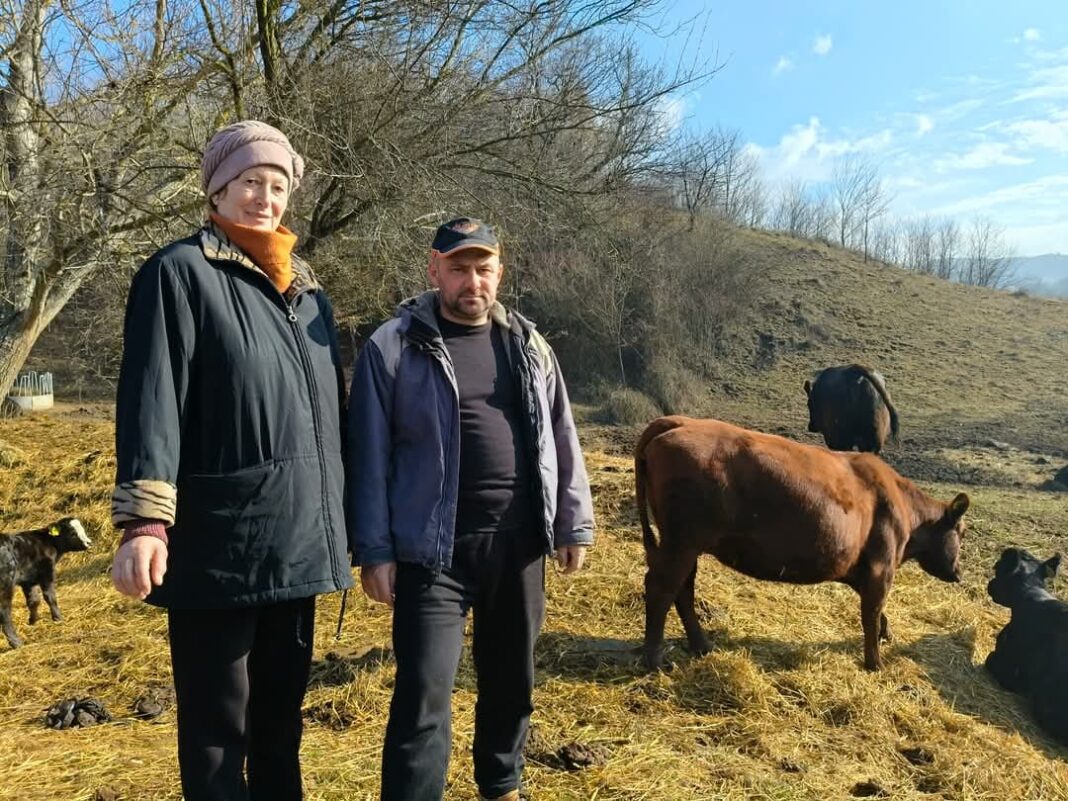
[804,364,900,454]
[0,517,92,648]
[985,547,1068,744]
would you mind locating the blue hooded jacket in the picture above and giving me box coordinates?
[346,291,594,569]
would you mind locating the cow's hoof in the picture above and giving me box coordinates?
[688,638,711,657]
[5,637,23,649]
[863,658,883,672]
[642,649,665,673]
[51,615,63,623]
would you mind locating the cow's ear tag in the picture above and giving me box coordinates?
[48,525,60,537]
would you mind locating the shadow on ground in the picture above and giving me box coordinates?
[903,628,1068,762]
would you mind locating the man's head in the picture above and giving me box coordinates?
[428,218,503,325]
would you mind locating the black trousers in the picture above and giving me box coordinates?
[381,530,546,801]
[167,596,316,801]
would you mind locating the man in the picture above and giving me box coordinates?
[348,217,594,801]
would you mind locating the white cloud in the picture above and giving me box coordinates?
[935,142,1031,171]
[1002,222,1068,256]
[812,35,833,56]
[916,114,934,136]
[1012,64,1068,102]
[931,174,1068,217]
[772,56,794,76]
[749,117,894,186]
[935,98,985,122]
[1005,115,1068,153]
[654,95,687,132]
[1023,28,1041,42]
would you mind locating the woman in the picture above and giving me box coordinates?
[110,120,353,800]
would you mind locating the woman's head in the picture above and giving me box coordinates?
[201,120,304,231]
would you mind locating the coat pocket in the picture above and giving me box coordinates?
[173,463,277,577]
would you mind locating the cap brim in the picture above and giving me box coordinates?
[437,242,500,256]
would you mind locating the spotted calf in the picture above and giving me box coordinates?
[0,518,92,648]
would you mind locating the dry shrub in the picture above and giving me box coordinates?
[600,388,661,426]
[643,358,708,415]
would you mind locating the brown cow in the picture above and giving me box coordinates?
[635,416,969,671]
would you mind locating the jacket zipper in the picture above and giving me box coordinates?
[286,297,343,586]
[519,339,553,552]
[209,240,344,586]
[423,338,458,571]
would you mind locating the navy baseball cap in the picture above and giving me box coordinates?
[431,217,500,255]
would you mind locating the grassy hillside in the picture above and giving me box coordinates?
[3,230,1068,800]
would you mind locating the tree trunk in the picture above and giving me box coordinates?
[0,0,49,399]
[0,273,83,398]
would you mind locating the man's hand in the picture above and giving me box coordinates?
[554,545,586,575]
[111,537,168,600]
[361,562,397,607]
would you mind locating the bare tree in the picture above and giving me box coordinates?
[903,216,935,274]
[961,216,1015,288]
[831,156,887,258]
[772,180,812,237]
[666,129,736,231]
[3,0,713,393]
[808,188,835,243]
[867,220,902,265]
[721,146,765,227]
[935,218,959,280]
[856,165,890,260]
[0,0,214,400]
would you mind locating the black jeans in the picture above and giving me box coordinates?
[381,530,546,801]
[168,596,316,801]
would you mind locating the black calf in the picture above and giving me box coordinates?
[986,547,1068,744]
[0,518,91,648]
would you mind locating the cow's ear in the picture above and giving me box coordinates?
[947,493,970,520]
[803,379,812,396]
[1043,554,1062,580]
[996,548,1022,575]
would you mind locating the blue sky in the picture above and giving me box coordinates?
[636,0,1068,256]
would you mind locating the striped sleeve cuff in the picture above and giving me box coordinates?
[111,480,177,527]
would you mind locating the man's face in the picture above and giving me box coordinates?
[428,248,503,325]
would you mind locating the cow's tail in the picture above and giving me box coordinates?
[856,365,900,442]
[634,416,685,556]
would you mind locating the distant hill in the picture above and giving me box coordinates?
[1008,253,1068,297]
[688,227,1068,459]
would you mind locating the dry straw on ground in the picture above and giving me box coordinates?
[2,411,1067,800]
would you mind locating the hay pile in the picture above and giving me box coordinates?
[1,411,1067,800]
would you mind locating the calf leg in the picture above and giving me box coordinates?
[22,585,42,624]
[1,585,22,648]
[674,561,711,656]
[985,625,1027,692]
[41,580,63,622]
[644,549,699,671]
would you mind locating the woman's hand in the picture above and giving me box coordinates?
[111,537,168,599]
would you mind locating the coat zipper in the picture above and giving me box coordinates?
[286,297,343,586]
[422,338,458,570]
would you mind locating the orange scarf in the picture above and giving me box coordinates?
[210,213,297,294]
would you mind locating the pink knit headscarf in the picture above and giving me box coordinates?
[201,120,305,198]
